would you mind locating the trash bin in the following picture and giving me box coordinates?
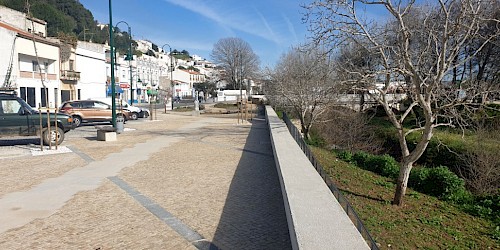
[116,116,124,134]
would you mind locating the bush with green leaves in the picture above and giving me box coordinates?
[407,166,471,202]
[349,152,400,179]
[336,150,352,162]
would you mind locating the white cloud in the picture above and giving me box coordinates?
[282,13,298,45]
[163,0,282,45]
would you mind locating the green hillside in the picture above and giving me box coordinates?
[0,0,132,54]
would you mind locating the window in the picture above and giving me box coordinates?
[44,62,49,73]
[0,100,22,114]
[20,87,27,101]
[32,61,39,72]
[41,88,48,107]
[81,101,94,109]
[93,101,109,109]
[69,60,74,71]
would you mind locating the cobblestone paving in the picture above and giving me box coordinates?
[0,111,291,249]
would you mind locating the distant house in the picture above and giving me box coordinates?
[172,69,206,97]
[217,89,247,102]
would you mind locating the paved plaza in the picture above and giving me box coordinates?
[0,110,291,249]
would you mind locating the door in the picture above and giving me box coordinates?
[92,101,112,121]
[0,98,33,136]
[61,90,71,102]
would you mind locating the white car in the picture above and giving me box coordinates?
[92,98,149,120]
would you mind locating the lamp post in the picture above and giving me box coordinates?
[115,21,134,105]
[108,0,116,127]
[161,44,174,110]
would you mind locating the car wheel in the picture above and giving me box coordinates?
[72,116,82,127]
[131,112,138,120]
[143,112,149,118]
[42,127,65,146]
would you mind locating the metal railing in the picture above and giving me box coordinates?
[282,112,379,250]
[60,70,81,81]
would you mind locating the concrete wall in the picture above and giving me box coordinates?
[266,106,369,250]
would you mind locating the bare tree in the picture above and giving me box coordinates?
[317,107,383,154]
[210,37,260,90]
[267,47,338,140]
[304,0,500,205]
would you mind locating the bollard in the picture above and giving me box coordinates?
[116,116,124,134]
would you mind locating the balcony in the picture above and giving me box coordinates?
[60,70,81,81]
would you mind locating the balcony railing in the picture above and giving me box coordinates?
[19,71,57,80]
[60,70,81,81]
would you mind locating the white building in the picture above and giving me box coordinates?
[0,12,60,108]
[172,69,205,97]
[0,6,47,37]
[76,41,107,100]
[0,21,17,88]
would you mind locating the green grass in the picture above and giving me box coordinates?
[173,107,194,112]
[213,103,239,110]
[311,147,499,249]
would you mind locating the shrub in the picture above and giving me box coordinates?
[364,154,400,179]
[352,151,370,166]
[409,166,469,201]
[408,167,430,190]
[336,150,353,162]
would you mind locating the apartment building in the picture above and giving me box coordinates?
[0,6,60,108]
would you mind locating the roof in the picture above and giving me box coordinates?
[0,20,58,47]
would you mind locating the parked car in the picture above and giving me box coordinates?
[0,92,74,145]
[59,100,131,127]
[92,97,149,120]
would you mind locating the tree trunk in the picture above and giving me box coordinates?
[393,161,414,206]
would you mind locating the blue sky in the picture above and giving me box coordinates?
[79,0,310,67]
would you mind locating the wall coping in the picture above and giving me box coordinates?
[266,106,369,250]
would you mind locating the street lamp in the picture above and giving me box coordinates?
[115,20,134,105]
[161,44,174,111]
[108,0,116,127]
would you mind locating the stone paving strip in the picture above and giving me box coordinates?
[108,176,219,250]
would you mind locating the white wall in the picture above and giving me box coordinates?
[0,27,17,87]
[76,41,107,99]
[15,37,60,107]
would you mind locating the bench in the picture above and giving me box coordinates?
[95,126,117,141]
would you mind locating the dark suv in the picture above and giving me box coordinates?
[0,92,74,145]
[60,100,131,127]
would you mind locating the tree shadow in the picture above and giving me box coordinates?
[339,188,388,203]
[211,107,292,249]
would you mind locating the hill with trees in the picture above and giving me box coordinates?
[0,0,133,54]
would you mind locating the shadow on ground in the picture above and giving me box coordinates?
[211,106,292,249]
[0,138,40,146]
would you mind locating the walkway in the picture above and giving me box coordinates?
[0,111,291,249]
